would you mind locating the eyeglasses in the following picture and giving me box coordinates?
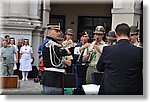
[67,34,73,36]
[95,34,104,35]
[57,39,64,41]
[53,29,61,32]
[130,34,138,36]
[83,36,89,37]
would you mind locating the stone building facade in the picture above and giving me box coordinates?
[0,0,143,67]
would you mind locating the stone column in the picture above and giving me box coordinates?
[0,0,43,67]
[29,0,42,67]
[0,0,35,45]
[42,0,50,38]
[111,0,142,30]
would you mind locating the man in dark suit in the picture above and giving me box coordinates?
[96,23,143,95]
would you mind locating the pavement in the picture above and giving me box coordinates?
[0,78,99,95]
[1,78,42,95]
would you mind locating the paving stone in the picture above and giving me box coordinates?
[1,78,42,95]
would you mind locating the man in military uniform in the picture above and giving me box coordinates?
[72,31,90,94]
[1,39,18,76]
[83,26,106,84]
[130,26,141,47]
[41,23,71,95]
[62,29,74,73]
[105,30,116,45]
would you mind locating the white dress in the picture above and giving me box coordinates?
[19,45,33,71]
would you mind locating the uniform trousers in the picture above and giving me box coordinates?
[42,85,63,95]
[1,63,14,76]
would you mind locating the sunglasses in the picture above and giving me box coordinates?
[130,34,138,36]
[67,34,73,36]
[53,29,60,32]
[95,34,104,35]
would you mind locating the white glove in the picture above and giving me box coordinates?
[31,59,33,63]
[19,59,22,63]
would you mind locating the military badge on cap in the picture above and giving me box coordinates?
[47,23,60,31]
[106,31,116,40]
[65,28,74,35]
[130,26,139,35]
[93,26,105,34]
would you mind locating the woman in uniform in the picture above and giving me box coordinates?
[19,39,33,81]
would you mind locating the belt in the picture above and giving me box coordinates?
[44,67,65,73]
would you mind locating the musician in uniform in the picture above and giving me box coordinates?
[62,28,74,48]
[105,31,116,46]
[72,31,90,94]
[130,26,141,47]
[62,29,74,73]
[41,23,71,95]
[82,26,106,84]
[96,23,143,95]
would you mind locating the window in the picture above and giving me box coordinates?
[78,16,111,41]
[38,0,43,21]
[49,15,66,33]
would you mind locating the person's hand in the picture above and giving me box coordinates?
[16,59,18,64]
[64,59,72,67]
[19,59,22,63]
[79,43,90,52]
[94,45,98,50]
[88,50,93,55]
[94,45,101,53]
[83,43,90,49]
[31,59,34,64]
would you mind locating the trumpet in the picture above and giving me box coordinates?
[63,40,74,48]
[88,38,97,52]
[87,38,97,63]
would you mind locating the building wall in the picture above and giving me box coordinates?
[51,4,112,40]
[0,0,142,68]
[111,14,135,30]
[111,0,142,30]
[0,0,42,67]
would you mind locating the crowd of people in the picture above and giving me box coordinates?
[0,35,34,81]
[0,22,143,95]
[38,23,143,95]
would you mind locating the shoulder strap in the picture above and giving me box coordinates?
[77,49,84,63]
